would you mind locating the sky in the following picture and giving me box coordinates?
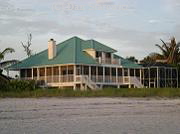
[0,0,180,62]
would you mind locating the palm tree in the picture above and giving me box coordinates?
[0,48,18,72]
[154,37,180,64]
[141,37,180,65]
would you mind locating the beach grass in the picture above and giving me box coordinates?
[0,88,180,98]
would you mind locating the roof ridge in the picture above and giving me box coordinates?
[85,39,117,52]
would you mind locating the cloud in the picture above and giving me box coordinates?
[95,0,114,5]
[1,0,180,61]
[148,19,160,24]
[161,0,180,12]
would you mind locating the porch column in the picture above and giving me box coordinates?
[37,68,40,80]
[128,68,130,76]
[82,65,84,75]
[116,67,118,83]
[66,66,68,82]
[157,67,159,88]
[51,67,53,83]
[122,68,124,83]
[102,52,106,64]
[59,66,61,83]
[31,68,34,80]
[140,69,142,84]
[128,68,130,88]
[110,67,112,83]
[103,67,105,83]
[96,66,98,82]
[45,67,47,83]
[89,66,91,79]
[73,65,76,90]
[74,65,76,82]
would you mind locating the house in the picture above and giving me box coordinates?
[9,37,179,90]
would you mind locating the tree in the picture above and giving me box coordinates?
[0,48,18,68]
[126,56,138,63]
[155,37,180,64]
[140,53,160,64]
[21,33,33,57]
[0,48,18,76]
[141,37,180,65]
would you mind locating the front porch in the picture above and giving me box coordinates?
[20,64,143,90]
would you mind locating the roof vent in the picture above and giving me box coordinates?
[48,38,56,60]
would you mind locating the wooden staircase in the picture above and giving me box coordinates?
[129,77,144,88]
[82,76,99,90]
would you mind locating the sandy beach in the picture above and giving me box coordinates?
[0,98,180,134]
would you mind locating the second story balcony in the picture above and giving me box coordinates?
[96,58,120,65]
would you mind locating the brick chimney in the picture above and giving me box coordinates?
[48,39,56,60]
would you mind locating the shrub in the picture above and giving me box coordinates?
[0,77,10,92]
[0,80,36,92]
[9,80,36,91]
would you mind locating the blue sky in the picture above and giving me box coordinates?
[0,0,180,61]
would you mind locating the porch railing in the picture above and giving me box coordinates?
[96,58,119,65]
[21,75,142,87]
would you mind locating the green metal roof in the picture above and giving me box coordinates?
[9,36,141,69]
[114,54,142,68]
[85,40,117,53]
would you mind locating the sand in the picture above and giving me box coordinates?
[0,98,180,134]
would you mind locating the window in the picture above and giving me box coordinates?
[118,68,122,76]
[106,53,111,58]
[53,67,59,75]
[96,51,102,58]
[124,69,128,76]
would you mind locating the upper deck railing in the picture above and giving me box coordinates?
[96,58,119,65]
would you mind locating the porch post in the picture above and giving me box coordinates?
[96,66,98,82]
[140,68,142,84]
[116,67,118,83]
[45,67,47,83]
[89,66,91,79]
[110,67,112,83]
[103,66,105,83]
[157,67,159,88]
[31,68,34,80]
[73,65,76,90]
[59,66,61,83]
[66,66,68,82]
[51,67,53,83]
[37,68,40,80]
[82,65,84,75]
[74,65,76,82]
[122,68,124,83]
[128,68,131,88]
